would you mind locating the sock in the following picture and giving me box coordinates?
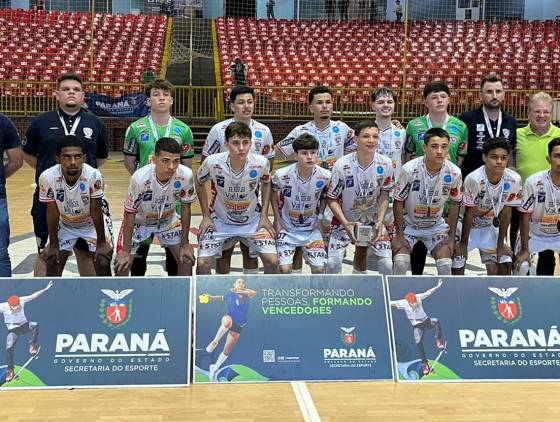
[214,352,229,371]
[326,257,342,274]
[243,268,259,274]
[352,269,367,274]
[393,254,410,275]
[436,258,452,275]
[377,257,393,275]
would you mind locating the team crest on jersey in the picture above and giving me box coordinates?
[262,145,271,155]
[83,127,93,139]
[489,287,522,324]
[94,180,102,190]
[502,129,511,138]
[100,289,134,328]
[450,136,457,144]
[140,132,150,143]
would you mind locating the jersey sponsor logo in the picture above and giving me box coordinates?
[143,191,153,201]
[450,136,458,144]
[537,191,546,203]
[345,176,354,188]
[140,132,150,143]
[174,181,181,189]
[412,179,420,192]
[458,141,467,152]
[262,144,271,155]
[394,130,401,137]
[216,175,225,187]
[316,180,325,189]
[283,186,292,197]
[333,126,340,134]
[83,127,93,139]
[255,130,263,138]
[94,179,103,190]
[56,189,64,202]
[249,170,258,178]
[444,175,452,183]
[80,182,86,192]
[376,166,384,175]
[521,194,534,211]
[503,182,511,191]
[173,127,182,135]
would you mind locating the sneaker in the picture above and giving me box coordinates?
[29,344,38,355]
[208,364,217,382]
[206,341,217,354]
[436,339,445,349]
[5,368,14,382]
[422,362,430,376]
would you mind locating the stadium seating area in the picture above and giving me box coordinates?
[0,9,167,95]
[217,17,560,102]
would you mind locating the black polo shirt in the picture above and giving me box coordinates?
[0,114,21,198]
[459,106,518,178]
[23,108,109,183]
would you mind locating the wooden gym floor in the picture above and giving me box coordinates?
[3,153,559,421]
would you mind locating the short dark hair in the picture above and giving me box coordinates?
[480,74,503,90]
[309,85,332,104]
[548,138,560,156]
[424,127,450,145]
[371,86,395,102]
[155,137,181,155]
[482,137,511,156]
[57,73,83,89]
[225,121,252,142]
[293,134,319,152]
[56,135,85,155]
[423,81,450,98]
[145,78,174,97]
[230,85,254,103]
[354,120,379,137]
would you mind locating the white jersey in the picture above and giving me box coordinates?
[462,166,522,228]
[377,123,406,177]
[202,118,275,159]
[327,152,394,223]
[39,164,104,229]
[124,163,195,227]
[391,291,430,325]
[276,120,355,170]
[198,151,270,225]
[519,170,560,236]
[0,296,31,329]
[394,157,463,229]
[271,163,331,231]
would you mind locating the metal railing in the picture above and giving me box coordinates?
[0,80,554,123]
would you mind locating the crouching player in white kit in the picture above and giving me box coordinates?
[36,135,113,276]
[271,134,331,273]
[326,120,394,274]
[393,128,463,275]
[515,137,560,276]
[196,122,278,274]
[115,137,196,276]
[453,138,522,275]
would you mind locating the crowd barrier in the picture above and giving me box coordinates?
[0,274,558,389]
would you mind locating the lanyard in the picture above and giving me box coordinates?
[295,167,314,225]
[484,175,504,227]
[354,153,376,198]
[58,111,81,136]
[482,108,502,139]
[154,167,173,227]
[421,159,442,217]
[148,115,173,141]
[426,114,449,130]
[311,122,332,162]
[546,172,560,230]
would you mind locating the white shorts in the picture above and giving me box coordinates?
[404,220,449,254]
[452,225,512,269]
[328,223,392,259]
[529,233,560,254]
[277,228,326,267]
[58,222,114,253]
[116,216,182,254]
[198,217,276,258]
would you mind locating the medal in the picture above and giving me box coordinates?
[298,214,305,225]
[321,160,329,170]
[484,173,505,229]
[492,216,500,228]
[546,172,560,234]
[557,220,560,232]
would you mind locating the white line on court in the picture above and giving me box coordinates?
[291,381,321,422]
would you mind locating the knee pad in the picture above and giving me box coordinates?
[393,254,410,275]
[436,258,452,275]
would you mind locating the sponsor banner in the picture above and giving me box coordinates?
[0,277,190,389]
[85,93,149,118]
[194,275,393,383]
[388,275,560,381]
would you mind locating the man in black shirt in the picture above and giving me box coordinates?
[23,73,110,274]
[459,74,518,179]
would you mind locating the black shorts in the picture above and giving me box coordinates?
[229,321,243,334]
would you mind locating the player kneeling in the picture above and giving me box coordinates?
[271,134,331,273]
[115,137,196,276]
[35,135,113,276]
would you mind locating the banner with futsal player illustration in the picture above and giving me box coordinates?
[0,277,190,389]
[194,274,393,383]
[388,275,560,381]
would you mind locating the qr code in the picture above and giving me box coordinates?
[263,349,275,363]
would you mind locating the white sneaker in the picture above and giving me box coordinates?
[209,364,217,382]
[206,341,217,354]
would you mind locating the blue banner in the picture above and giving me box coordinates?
[388,275,560,381]
[85,92,149,118]
[0,277,190,389]
[194,275,393,383]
